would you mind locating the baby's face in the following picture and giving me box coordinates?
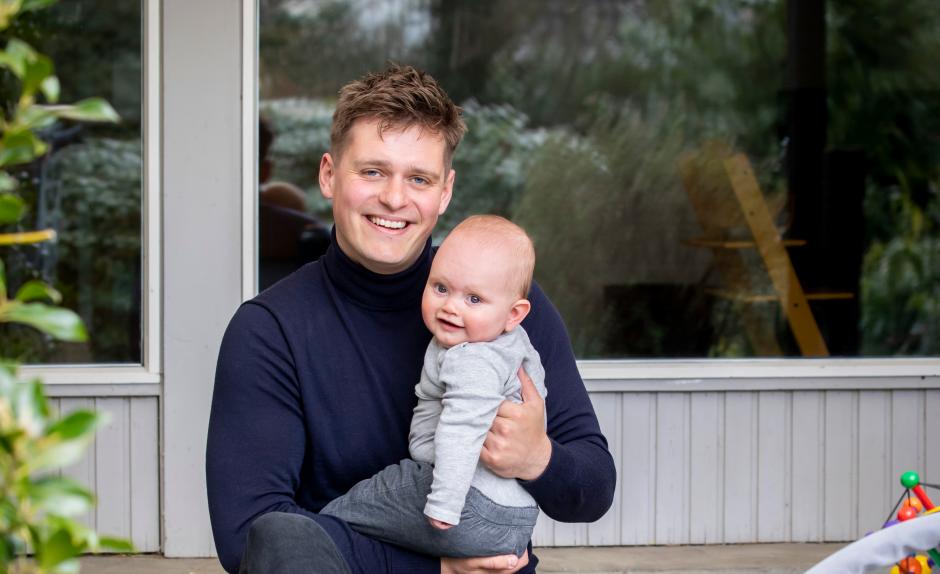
[421,236,523,348]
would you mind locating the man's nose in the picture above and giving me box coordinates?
[378,178,407,210]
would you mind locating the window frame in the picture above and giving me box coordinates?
[22,0,161,394]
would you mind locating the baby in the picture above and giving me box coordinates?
[321,214,547,558]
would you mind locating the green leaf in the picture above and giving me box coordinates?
[0,193,23,224]
[22,0,58,12]
[2,302,87,341]
[15,280,62,304]
[36,526,82,570]
[22,53,53,100]
[45,409,102,441]
[98,536,134,553]
[40,74,60,103]
[0,128,47,167]
[26,476,94,517]
[0,258,5,300]
[53,98,119,123]
[20,105,56,129]
[0,39,33,78]
[13,379,49,435]
[0,361,15,395]
[0,172,17,193]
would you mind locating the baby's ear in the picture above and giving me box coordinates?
[504,299,532,332]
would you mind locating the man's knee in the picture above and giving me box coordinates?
[241,512,350,574]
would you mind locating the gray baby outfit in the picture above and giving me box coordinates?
[320,327,547,557]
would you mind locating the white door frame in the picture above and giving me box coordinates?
[162,0,256,557]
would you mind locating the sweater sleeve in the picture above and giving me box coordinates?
[518,283,617,522]
[424,345,507,525]
[206,303,439,573]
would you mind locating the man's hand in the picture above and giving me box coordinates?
[441,550,529,573]
[428,517,454,530]
[479,367,551,481]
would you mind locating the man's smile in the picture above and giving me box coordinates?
[367,215,409,231]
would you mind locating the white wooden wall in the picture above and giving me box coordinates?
[50,396,160,553]
[533,389,940,547]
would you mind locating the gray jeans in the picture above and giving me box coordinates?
[320,458,538,558]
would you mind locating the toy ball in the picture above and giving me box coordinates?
[891,556,922,574]
[898,505,919,522]
[901,471,921,489]
[903,497,925,513]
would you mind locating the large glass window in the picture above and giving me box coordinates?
[0,1,143,364]
[260,0,940,359]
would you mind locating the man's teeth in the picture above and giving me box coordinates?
[369,216,407,229]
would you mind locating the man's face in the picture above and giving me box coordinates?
[319,118,455,274]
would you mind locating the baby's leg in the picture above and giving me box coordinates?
[320,458,434,547]
[320,459,538,558]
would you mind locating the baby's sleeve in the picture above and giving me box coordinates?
[423,344,509,525]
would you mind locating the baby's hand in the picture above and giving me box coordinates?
[428,517,454,530]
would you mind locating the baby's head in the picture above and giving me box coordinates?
[422,215,535,348]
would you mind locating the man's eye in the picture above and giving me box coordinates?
[411,176,429,185]
[435,284,447,294]
[363,169,381,177]
[467,295,481,305]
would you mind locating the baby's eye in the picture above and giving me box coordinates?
[467,295,481,305]
[434,283,447,294]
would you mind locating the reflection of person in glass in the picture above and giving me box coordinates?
[207,65,615,574]
[258,116,330,291]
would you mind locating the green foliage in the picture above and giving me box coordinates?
[0,0,132,571]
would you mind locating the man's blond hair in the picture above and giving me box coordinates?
[331,64,467,166]
[447,215,536,298]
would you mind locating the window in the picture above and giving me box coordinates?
[0,0,143,364]
[259,0,940,360]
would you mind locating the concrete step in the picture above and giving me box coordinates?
[78,543,847,573]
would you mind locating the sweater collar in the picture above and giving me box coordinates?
[322,226,433,310]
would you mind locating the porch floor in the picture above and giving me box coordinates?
[79,542,846,573]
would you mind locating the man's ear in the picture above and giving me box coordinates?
[504,298,531,332]
[319,153,335,199]
[438,168,455,215]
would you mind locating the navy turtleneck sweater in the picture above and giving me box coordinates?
[207,234,616,573]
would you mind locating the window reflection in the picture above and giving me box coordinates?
[0,0,143,363]
[260,0,940,358]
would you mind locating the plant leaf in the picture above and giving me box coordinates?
[0,172,17,193]
[0,128,47,167]
[22,0,58,12]
[40,74,60,103]
[0,192,23,224]
[15,280,62,304]
[0,39,33,78]
[20,105,56,129]
[98,536,134,553]
[36,526,83,570]
[53,98,119,123]
[2,302,87,341]
[45,409,102,441]
[26,476,94,517]
[21,53,53,100]
[13,378,48,436]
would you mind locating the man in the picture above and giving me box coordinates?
[207,65,616,574]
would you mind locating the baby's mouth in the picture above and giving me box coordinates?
[437,317,462,330]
